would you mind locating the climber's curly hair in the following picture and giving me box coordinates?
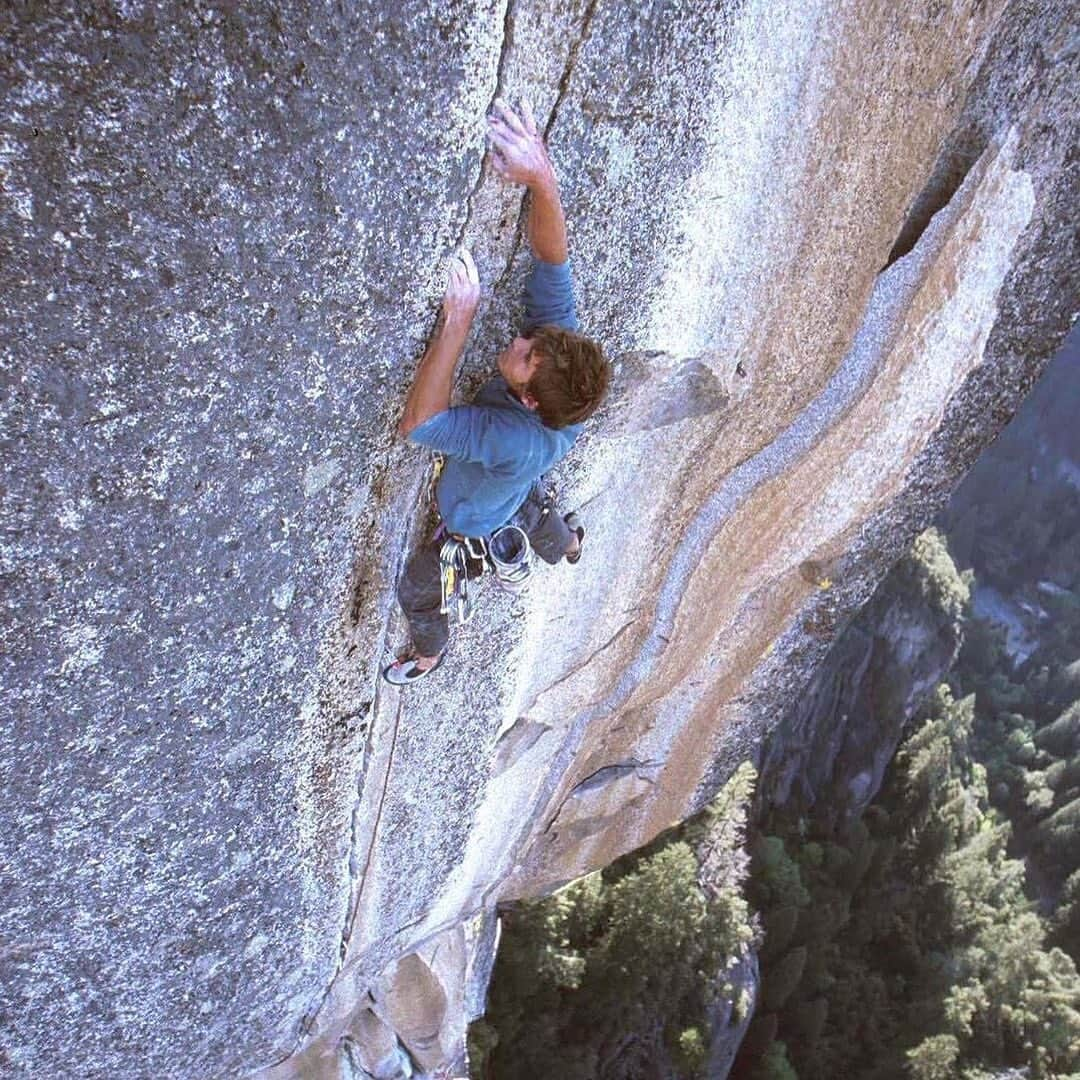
[526,325,611,429]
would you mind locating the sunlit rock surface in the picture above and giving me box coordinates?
[0,0,1076,1076]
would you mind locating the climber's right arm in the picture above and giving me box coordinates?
[488,98,568,265]
[488,98,578,333]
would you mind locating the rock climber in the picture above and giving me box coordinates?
[383,98,611,685]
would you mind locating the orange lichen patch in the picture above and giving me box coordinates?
[658,135,1028,702]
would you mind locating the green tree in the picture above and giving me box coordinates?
[751,836,810,909]
[755,1039,798,1080]
[1036,795,1080,873]
[1050,868,1080,959]
[1035,699,1080,758]
[744,655,1080,1080]
[761,947,807,1012]
[761,905,799,961]
[907,1034,960,1080]
[909,527,970,624]
[672,1027,706,1075]
[473,765,759,1079]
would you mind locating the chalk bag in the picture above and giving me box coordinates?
[488,525,533,594]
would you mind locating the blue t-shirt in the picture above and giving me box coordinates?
[409,259,583,537]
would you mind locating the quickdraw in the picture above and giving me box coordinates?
[439,535,482,624]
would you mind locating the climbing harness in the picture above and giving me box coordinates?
[432,456,543,624]
[438,526,535,624]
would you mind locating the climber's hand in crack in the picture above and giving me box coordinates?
[442,248,480,328]
[488,98,553,189]
[488,97,568,264]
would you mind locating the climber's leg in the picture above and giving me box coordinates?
[563,512,585,564]
[396,539,450,661]
[514,482,579,565]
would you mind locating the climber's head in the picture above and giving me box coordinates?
[498,325,610,429]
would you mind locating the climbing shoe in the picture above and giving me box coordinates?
[382,649,445,687]
[564,512,585,565]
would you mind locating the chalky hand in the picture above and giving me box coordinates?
[488,98,553,189]
[442,248,480,327]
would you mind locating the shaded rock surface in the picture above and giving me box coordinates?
[756,538,967,827]
[704,951,758,1080]
[0,0,1077,1076]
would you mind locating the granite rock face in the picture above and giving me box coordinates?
[0,0,1076,1077]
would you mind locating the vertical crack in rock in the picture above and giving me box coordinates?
[340,695,405,961]
[281,7,605,1058]
[545,0,603,140]
[492,0,603,296]
[283,691,410,1060]
[454,0,517,251]
[284,481,431,1061]
[336,474,432,955]
[284,6,520,1066]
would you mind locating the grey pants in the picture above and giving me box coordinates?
[397,483,574,656]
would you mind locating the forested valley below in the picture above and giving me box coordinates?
[471,333,1080,1080]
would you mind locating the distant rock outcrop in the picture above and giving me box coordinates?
[1,0,1076,1077]
[757,530,969,828]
